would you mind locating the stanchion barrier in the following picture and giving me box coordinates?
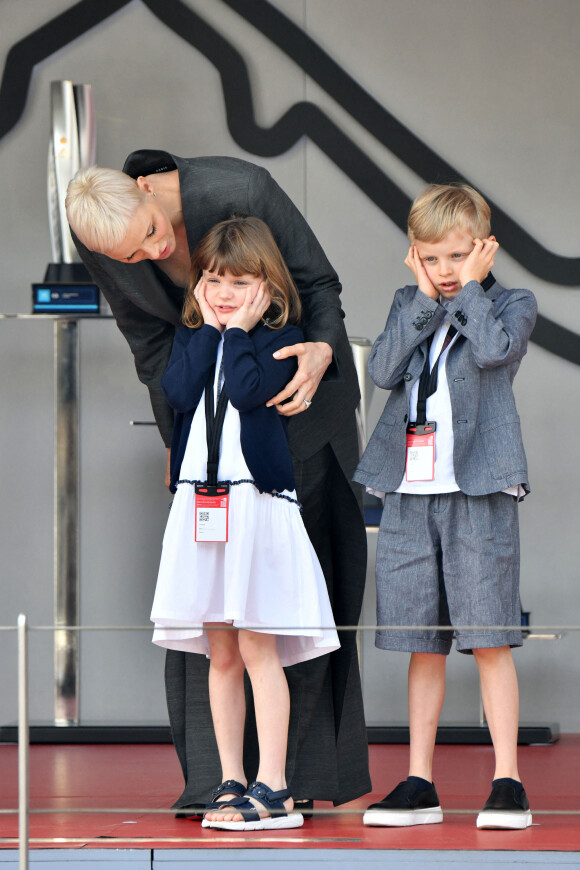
[0,617,577,854]
[17,614,29,870]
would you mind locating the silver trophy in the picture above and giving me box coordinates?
[45,81,96,726]
[46,80,96,278]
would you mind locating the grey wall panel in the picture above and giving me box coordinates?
[0,0,579,731]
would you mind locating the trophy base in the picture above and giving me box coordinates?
[44,262,92,283]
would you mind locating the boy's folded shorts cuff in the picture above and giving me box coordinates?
[375,630,524,655]
[375,633,452,655]
[455,631,524,653]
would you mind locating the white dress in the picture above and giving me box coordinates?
[151,341,340,667]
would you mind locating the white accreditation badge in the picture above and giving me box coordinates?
[405,422,436,482]
[194,483,230,542]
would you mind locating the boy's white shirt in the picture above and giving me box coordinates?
[368,317,523,499]
[396,318,460,495]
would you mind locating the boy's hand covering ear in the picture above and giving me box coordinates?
[460,237,499,287]
[404,245,439,300]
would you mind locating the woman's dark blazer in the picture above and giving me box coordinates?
[73,150,370,806]
[74,150,360,459]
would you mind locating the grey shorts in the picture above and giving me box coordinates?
[375,491,523,655]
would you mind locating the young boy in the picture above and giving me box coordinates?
[355,183,537,830]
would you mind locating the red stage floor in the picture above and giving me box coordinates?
[1,737,579,852]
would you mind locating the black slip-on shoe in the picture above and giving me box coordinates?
[363,780,443,827]
[476,781,532,829]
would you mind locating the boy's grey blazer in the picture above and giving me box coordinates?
[354,276,537,495]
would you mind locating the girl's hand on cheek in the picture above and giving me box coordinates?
[226,281,270,332]
[405,245,438,300]
[195,279,223,331]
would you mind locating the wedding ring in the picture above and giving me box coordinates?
[303,398,312,408]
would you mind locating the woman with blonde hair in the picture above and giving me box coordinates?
[66,149,369,814]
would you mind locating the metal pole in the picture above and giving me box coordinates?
[349,337,374,674]
[349,337,373,452]
[54,319,80,725]
[18,614,29,870]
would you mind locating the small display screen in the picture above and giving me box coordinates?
[32,283,100,314]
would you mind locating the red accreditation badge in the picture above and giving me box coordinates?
[405,422,436,482]
[194,483,230,542]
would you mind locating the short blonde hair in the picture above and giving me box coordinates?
[65,166,147,252]
[183,215,301,330]
[408,183,491,243]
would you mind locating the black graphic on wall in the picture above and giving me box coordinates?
[0,0,578,363]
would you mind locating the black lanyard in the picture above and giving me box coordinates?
[204,362,229,487]
[415,326,457,426]
[414,272,494,426]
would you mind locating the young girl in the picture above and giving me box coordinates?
[150,215,340,831]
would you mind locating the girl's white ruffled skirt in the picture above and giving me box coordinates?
[151,340,339,668]
[151,479,340,667]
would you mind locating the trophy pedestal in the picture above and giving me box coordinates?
[44,262,91,283]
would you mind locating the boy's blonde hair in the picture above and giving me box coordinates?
[183,215,301,329]
[408,183,491,243]
[65,166,148,252]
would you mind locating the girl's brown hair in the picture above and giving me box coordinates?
[182,215,301,329]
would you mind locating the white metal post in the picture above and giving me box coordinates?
[17,614,29,870]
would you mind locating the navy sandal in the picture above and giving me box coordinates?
[200,779,247,826]
[203,780,304,830]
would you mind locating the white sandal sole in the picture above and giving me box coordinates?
[205,812,304,831]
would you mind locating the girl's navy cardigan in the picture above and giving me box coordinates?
[162,322,303,494]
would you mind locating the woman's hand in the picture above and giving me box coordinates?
[195,278,223,331]
[266,341,332,415]
[404,245,439,300]
[226,282,270,332]
[460,236,499,287]
[165,447,171,489]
